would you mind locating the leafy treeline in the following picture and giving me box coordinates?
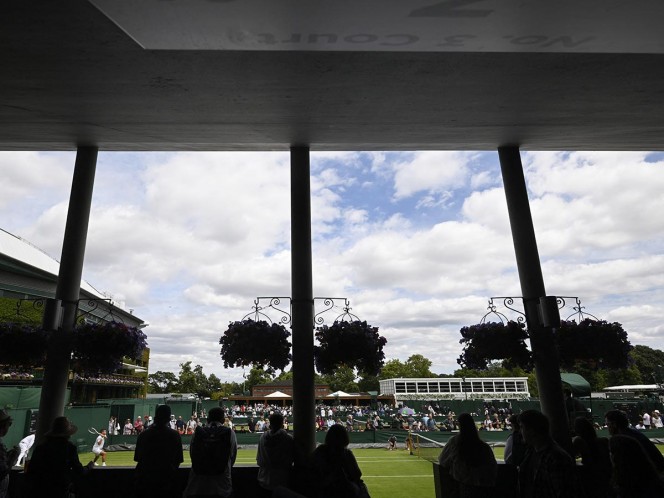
[150,344,664,400]
[148,354,436,399]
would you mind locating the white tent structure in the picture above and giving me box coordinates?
[327,391,358,397]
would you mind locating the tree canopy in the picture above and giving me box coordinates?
[378,354,437,379]
[148,361,224,398]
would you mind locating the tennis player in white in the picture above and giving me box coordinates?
[91,429,107,466]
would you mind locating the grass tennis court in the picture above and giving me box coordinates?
[79,448,436,498]
[77,445,664,498]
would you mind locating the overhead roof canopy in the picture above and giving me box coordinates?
[3,0,664,151]
[561,373,592,397]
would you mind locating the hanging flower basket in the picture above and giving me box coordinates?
[314,320,387,376]
[556,318,631,369]
[219,319,291,373]
[457,320,531,370]
[0,322,50,366]
[71,321,148,374]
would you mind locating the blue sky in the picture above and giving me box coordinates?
[2,150,664,383]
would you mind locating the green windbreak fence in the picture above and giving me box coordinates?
[0,386,66,409]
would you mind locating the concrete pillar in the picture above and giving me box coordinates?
[36,146,98,440]
[290,146,316,459]
[498,146,571,452]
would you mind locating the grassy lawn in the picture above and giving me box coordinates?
[77,445,664,498]
[80,448,436,498]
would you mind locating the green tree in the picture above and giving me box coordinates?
[379,354,436,379]
[273,370,293,382]
[378,359,407,379]
[211,381,243,399]
[147,370,178,393]
[177,361,198,393]
[630,345,664,384]
[322,365,359,393]
[207,373,223,394]
[403,354,436,377]
[244,367,274,394]
[357,374,380,392]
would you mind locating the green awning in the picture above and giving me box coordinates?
[561,373,591,397]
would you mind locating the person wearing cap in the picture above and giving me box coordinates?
[24,416,89,498]
[652,409,663,428]
[134,404,183,498]
[0,409,19,498]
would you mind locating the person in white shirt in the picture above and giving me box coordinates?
[92,429,107,466]
[642,411,651,430]
[186,416,198,435]
[16,433,35,467]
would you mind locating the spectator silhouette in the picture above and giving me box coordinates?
[0,410,18,498]
[312,424,367,498]
[504,414,527,467]
[572,416,612,498]
[257,411,295,496]
[134,404,184,498]
[438,413,497,498]
[24,416,89,498]
[518,410,579,498]
[609,434,664,497]
[183,406,237,498]
[605,409,664,474]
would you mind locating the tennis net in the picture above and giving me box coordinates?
[414,432,445,463]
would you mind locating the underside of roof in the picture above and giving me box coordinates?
[3,1,664,152]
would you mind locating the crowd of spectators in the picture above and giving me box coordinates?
[214,401,520,434]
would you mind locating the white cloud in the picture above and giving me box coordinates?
[391,151,475,200]
[3,150,664,382]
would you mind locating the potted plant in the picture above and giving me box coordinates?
[71,321,148,373]
[0,322,50,366]
[314,320,387,376]
[556,318,631,369]
[219,319,291,373]
[457,320,531,370]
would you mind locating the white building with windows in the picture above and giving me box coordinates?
[379,377,531,401]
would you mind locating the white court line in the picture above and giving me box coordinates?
[363,475,432,478]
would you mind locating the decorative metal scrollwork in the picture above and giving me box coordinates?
[485,297,527,324]
[556,296,599,322]
[313,297,360,325]
[0,297,47,322]
[241,297,292,325]
[77,298,125,324]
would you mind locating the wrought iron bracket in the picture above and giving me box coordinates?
[313,297,359,325]
[484,295,597,328]
[484,297,527,324]
[76,298,126,324]
[556,296,599,322]
[241,296,360,328]
[0,297,48,323]
[241,297,292,326]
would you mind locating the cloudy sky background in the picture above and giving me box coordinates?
[2,150,664,383]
